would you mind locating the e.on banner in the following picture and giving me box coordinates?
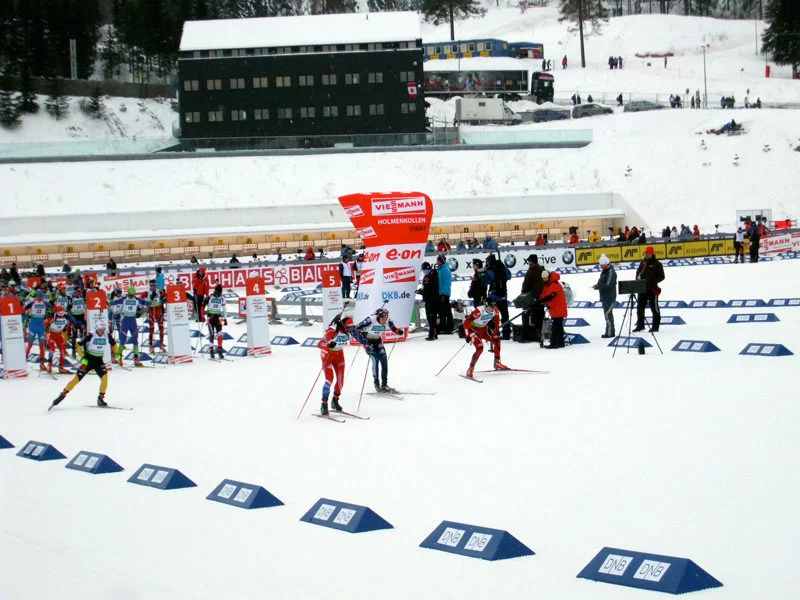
[338,192,433,327]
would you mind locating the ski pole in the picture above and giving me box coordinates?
[356,355,371,413]
[435,341,470,377]
[297,367,324,419]
[345,344,361,378]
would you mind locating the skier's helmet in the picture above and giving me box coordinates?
[128,286,137,295]
[341,317,354,330]
[95,321,107,335]
[484,298,497,308]
[214,284,223,295]
[375,308,389,319]
[54,305,66,315]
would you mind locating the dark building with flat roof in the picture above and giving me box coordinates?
[177,12,425,142]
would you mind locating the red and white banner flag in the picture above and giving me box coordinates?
[338,192,433,327]
[407,82,418,98]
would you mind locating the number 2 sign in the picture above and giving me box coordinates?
[86,291,108,310]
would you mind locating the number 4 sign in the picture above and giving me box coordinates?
[245,277,271,357]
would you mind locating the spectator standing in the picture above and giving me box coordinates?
[733,227,745,263]
[467,258,488,307]
[417,261,440,340]
[593,254,617,338]
[436,238,451,252]
[520,254,545,343]
[747,222,760,263]
[633,246,665,332]
[339,255,354,299]
[106,258,118,275]
[436,254,454,334]
[304,246,315,261]
[485,254,512,340]
[539,270,567,348]
[562,55,568,69]
[9,262,21,285]
[191,267,209,322]
[229,253,240,266]
[155,266,165,291]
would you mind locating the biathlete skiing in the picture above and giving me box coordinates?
[204,284,228,359]
[317,315,355,415]
[49,321,121,410]
[352,307,401,393]
[462,298,509,378]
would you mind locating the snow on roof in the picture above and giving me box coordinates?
[179,12,422,52]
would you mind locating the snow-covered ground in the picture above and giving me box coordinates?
[1,8,800,598]
[2,259,800,600]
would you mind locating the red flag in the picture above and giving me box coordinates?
[407,82,417,98]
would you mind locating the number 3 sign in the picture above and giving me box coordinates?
[166,285,186,304]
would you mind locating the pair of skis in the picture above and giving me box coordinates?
[313,409,369,423]
[460,367,549,383]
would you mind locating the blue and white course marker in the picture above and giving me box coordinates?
[420,520,534,561]
[300,498,392,533]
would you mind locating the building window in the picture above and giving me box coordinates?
[184,111,201,123]
[299,75,315,86]
[367,72,383,84]
[346,105,362,117]
[183,80,199,92]
[345,73,360,85]
[323,106,338,117]
[299,107,316,118]
[368,104,385,116]
[277,108,292,119]
[486,41,492,50]
[207,79,222,90]
[400,103,417,114]
[208,109,224,122]
[254,109,270,120]
[230,78,245,89]
[276,75,292,87]
[444,44,452,54]
[468,42,475,52]
[399,71,414,83]
[322,74,337,85]
[192,51,201,58]
[253,76,268,88]
[231,109,247,121]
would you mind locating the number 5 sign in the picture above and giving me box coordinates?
[245,277,271,357]
[321,265,343,327]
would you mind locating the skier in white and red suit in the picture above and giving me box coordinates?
[462,298,509,378]
[317,315,354,415]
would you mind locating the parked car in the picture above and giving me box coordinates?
[571,103,614,118]
[531,108,570,122]
[624,100,664,113]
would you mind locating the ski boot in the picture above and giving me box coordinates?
[493,359,509,371]
[374,379,381,392]
[159,343,166,352]
[97,393,107,407]
[320,400,329,416]
[217,346,225,358]
[58,365,71,374]
[466,366,474,378]
[331,394,343,412]
[209,347,216,359]
[149,345,155,355]
[133,356,143,367]
[49,392,66,411]
[380,383,397,394]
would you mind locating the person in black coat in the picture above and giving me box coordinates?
[520,254,545,342]
[634,246,665,332]
[417,262,440,340]
[747,223,760,263]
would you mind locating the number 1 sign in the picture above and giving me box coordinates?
[165,285,192,364]
[246,277,271,357]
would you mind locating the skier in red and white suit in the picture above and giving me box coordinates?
[462,298,508,378]
[317,316,354,415]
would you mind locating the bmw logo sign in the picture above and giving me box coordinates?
[562,250,575,265]
[503,254,517,268]
[447,258,458,271]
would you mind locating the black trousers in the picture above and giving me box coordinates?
[438,295,453,333]
[636,292,661,330]
[341,276,351,298]
[522,303,545,342]
[497,299,511,340]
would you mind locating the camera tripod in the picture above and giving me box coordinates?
[612,293,663,357]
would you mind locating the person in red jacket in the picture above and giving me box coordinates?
[191,267,210,323]
[462,298,508,378]
[317,316,354,415]
[539,270,567,348]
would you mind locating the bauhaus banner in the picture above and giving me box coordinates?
[338,192,434,327]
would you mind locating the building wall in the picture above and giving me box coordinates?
[178,48,425,139]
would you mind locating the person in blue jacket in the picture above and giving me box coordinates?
[485,253,512,340]
[435,254,454,334]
